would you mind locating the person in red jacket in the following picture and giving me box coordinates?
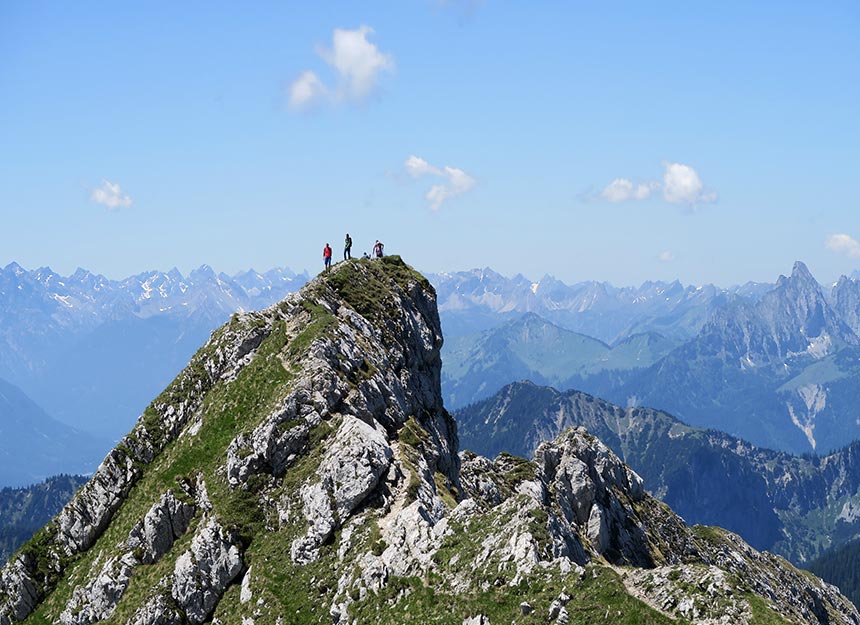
[323,243,332,272]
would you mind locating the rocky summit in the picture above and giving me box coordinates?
[1,257,857,625]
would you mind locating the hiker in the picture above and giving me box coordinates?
[323,243,332,272]
[373,240,384,258]
[344,233,352,260]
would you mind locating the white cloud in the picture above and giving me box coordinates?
[90,180,132,210]
[404,155,476,210]
[426,167,476,210]
[658,250,676,262]
[288,26,393,111]
[596,162,716,208]
[405,155,442,178]
[318,26,394,101]
[600,178,657,203]
[826,234,860,258]
[288,70,327,110]
[662,162,717,205]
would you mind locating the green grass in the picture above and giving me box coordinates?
[691,524,726,545]
[347,566,685,625]
[496,452,537,487]
[325,256,432,329]
[746,593,793,624]
[433,472,458,509]
[284,301,336,364]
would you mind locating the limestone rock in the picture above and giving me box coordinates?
[127,491,196,564]
[291,416,393,563]
[126,593,183,625]
[59,553,136,625]
[171,517,243,624]
[0,554,40,623]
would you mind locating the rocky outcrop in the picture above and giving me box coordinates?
[171,517,243,624]
[59,553,137,625]
[457,380,860,564]
[291,417,393,564]
[0,257,857,625]
[126,594,182,625]
[58,489,198,625]
[536,428,653,566]
[126,491,196,565]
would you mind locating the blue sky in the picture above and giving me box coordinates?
[1,1,858,286]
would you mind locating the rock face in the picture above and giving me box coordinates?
[126,491,196,565]
[0,257,857,625]
[456,380,860,563]
[170,517,243,624]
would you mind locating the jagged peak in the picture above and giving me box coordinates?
[775,260,821,292]
[166,267,184,280]
[792,259,814,280]
[189,264,217,280]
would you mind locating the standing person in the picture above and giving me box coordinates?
[373,240,384,258]
[323,243,332,272]
[344,233,352,260]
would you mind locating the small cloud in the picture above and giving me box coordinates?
[91,180,132,210]
[318,26,394,101]
[288,26,393,111]
[601,178,658,203]
[595,162,716,208]
[404,155,476,210]
[826,234,860,258]
[662,162,717,206]
[288,70,327,111]
[427,167,476,210]
[405,155,442,178]
[658,250,676,262]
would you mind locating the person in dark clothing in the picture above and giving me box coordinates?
[344,233,352,260]
[323,243,332,272]
[373,240,384,258]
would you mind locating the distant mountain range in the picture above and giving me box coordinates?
[440,261,860,455]
[0,377,104,486]
[0,262,308,443]
[3,258,860,489]
[428,267,773,342]
[455,380,860,564]
[610,262,860,454]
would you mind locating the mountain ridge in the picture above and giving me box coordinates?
[455,380,860,563]
[0,258,855,624]
[440,261,860,455]
[615,261,860,453]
